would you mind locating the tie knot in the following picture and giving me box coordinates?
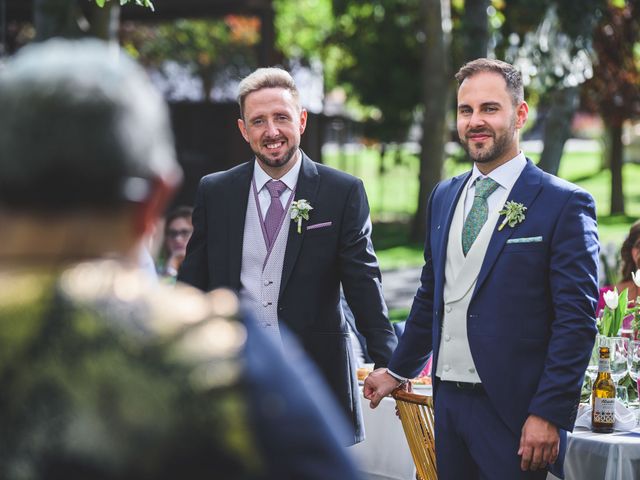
[265,180,287,198]
[474,177,499,199]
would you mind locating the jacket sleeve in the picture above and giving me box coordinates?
[177,177,210,291]
[388,183,440,378]
[338,179,397,368]
[527,188,599,430]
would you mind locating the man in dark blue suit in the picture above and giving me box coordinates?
[364,59,599,479]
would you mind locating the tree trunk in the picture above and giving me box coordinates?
[411,0,451,242]
[87,1,120,41]
[461,0,490,63]
[609,123,625,215]
[34,0,82,41]
[537,86,578,176]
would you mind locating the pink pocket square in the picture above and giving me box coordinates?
[306,221,332,231]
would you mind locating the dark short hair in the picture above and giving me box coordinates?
[164,205,193,236]
[0,38,181,211]
[455,58,524,106]
[237,67,300,119]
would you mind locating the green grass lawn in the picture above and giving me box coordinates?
[324,144,640,270]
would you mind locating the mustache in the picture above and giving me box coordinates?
[466,128,494,137]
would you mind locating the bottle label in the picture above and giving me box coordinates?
[598,358,611,372]
[593,397,615,425]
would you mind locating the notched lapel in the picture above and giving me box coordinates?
[228,162,254,290]
[279,153,320,298]
[433,173,470,284]
[474,160,543,295]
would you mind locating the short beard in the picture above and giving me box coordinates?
[255,144,298,169]
[462,118,516,164]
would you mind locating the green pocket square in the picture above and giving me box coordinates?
[506,236,543,244]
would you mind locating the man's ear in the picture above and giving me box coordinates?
[515,101,529,129]
[133,178,175,239]
[238,118,249,142]
[299,108,308,135]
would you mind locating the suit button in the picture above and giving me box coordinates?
[444,334,451,342]
[468,367,475,373]
[445,306,452,313]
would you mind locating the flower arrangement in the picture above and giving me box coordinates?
[598,287,629,337]
[631,270,640,338]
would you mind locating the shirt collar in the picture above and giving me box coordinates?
[467,151,527,192]
[253,150,302,192]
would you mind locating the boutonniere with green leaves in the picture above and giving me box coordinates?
[290,199,313,234]
[498,201,527,231]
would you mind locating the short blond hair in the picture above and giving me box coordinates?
[237,67,300,119]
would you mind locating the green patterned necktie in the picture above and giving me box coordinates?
[462,177,500,256]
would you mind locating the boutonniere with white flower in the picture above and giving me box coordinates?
[290,199,313,234]
[498,201,527,231]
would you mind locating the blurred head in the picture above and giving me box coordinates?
[0,39,182,258]
[620,220,640,282]
[163,206,193,260]
[455,58,528,173]
[236,68,307,178]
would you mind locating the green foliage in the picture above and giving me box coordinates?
[121,17,260,101]
[328,0,423,143]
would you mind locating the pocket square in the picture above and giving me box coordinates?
[506,236,543,244]
[306,221,332,231]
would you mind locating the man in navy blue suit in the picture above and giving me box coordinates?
[364,58,599,479]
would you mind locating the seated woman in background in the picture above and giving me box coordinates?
[156,206,193,283]
[616,220,640,304]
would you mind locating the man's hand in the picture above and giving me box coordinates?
[518,414,559,471]
[363,368,402,408]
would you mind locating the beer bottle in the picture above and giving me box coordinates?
[592,346,615,433]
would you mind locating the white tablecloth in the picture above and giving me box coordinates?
[555,428,640,480]
[354,390,640,480]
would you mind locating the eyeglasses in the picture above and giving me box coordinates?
[167,229,192,240]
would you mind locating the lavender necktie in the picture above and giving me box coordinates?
[264,180,287,247]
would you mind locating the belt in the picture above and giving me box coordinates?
[445,381,484,392]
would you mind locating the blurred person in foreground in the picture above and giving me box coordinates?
[178,67,397,444]
[364,58,599,479]
[0,38,360,480]
[156,205,193,283]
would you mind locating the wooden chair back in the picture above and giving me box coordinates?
[392,388,437,480]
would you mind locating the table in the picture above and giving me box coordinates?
[354,389,640,480]
[550,428,640,480]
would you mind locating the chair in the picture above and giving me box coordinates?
[392,388,437,480]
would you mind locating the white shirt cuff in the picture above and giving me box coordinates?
[387,369,409,383]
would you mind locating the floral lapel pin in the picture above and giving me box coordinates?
[290,199,313,233]
[498,201,526,231]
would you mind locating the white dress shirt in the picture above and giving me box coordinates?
[463,152,527,220]
[253,152,302,214]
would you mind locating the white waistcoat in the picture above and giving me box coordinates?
[435,185,506,383]
[239,188,291,346]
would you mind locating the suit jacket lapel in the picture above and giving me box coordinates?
[228,162,254,290]
[434,172,471,292]
[474,159,543,295]
[279,152,319,298]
